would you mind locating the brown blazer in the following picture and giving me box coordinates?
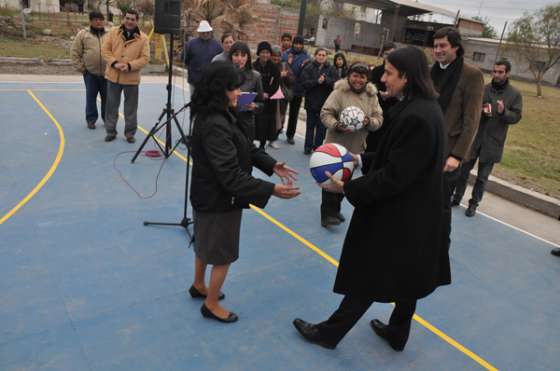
[443,62,484,160]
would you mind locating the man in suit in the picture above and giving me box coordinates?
[451,59,523,217]
[431,27,484,249]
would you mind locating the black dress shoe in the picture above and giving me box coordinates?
[188,285,225,300]
[200,303,238,323]
[450,198,461,207]
[287,137,295,145]
[293,319,336,349]
[465,204,477,217]
[551,248,560,257]
[336,212,345,222]
[321,215,341,228]
[370,319,409,351]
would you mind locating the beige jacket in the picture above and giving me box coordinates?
[70,28,107,76]
[320,79,383,153]
[102,26,150,85]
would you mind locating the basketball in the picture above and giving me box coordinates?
[309,143,354,187]
[339,106,366,132]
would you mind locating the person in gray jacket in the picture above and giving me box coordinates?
[452,59,523,216]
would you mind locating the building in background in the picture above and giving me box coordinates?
[464,37,560,86]
[0,0,60,13]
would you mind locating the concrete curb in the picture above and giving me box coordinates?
[468,173,560,220]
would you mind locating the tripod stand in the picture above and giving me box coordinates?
[131,33,194,237]
[132,34,187,162]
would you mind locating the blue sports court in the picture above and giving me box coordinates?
[1,79,559,370]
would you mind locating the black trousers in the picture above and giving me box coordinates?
[321,189,344,217]
[443,168,460,252]
[453,158,495,207]
[316,294,417,346]
[286,96,303,139]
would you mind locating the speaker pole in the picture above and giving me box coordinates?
[164,34,174,155]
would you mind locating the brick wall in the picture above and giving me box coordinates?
[243,3,299,49]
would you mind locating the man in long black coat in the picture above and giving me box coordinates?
[293,46,451,352]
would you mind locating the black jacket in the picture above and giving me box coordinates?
[334,97,450,302]
[190,109,276,212]
[470,81,522,163]
[301,60,337,111]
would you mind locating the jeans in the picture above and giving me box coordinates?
[286,96,303,139]
[83,71,107,124]
[304,109,326,151]
[105,81,139,138]
[453,158,495,207]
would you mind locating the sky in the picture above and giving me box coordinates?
[422,0,559,33]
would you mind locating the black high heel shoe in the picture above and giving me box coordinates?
[370,319,410,351]
[200,303,238,323]
[188,285,225,300]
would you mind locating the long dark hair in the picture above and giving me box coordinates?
[334,52,347,69]
[229,41,252,71]
[191,61,242,118]
[386,47,438,100]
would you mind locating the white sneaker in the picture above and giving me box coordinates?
[268,141,280,149]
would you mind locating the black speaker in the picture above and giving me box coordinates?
[154,0,182,34]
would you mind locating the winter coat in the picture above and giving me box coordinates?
[237,68,264,140]
[102,26,150,85]
[253,59,280,104]
[301,60,337,111]
[320,79,383,153]
[190,108,276,212]
[335,66,348,80]
[470,81,523,163]
[281,48,310,97]
[211,51,230,63]
[71,27,107,76]
[183,37,222,84]
[432,62,484,160]
[333,97,450,302]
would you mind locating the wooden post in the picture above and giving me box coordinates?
[494,21,508,64]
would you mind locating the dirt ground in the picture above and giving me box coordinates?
[0,64,77,75]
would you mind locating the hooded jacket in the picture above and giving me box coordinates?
[321,79,383,153]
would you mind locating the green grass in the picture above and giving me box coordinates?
[0,36,69,60]
[489,76,560,198]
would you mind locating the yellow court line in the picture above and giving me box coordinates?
[0,90,65,225]
[141,130,498,370]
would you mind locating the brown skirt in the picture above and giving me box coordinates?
[193,209,243,265]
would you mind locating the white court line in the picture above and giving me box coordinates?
[459,204,559,248]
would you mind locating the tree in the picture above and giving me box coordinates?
[507,5,560,97]
[183,0,256,40]
[472,16,497,39]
